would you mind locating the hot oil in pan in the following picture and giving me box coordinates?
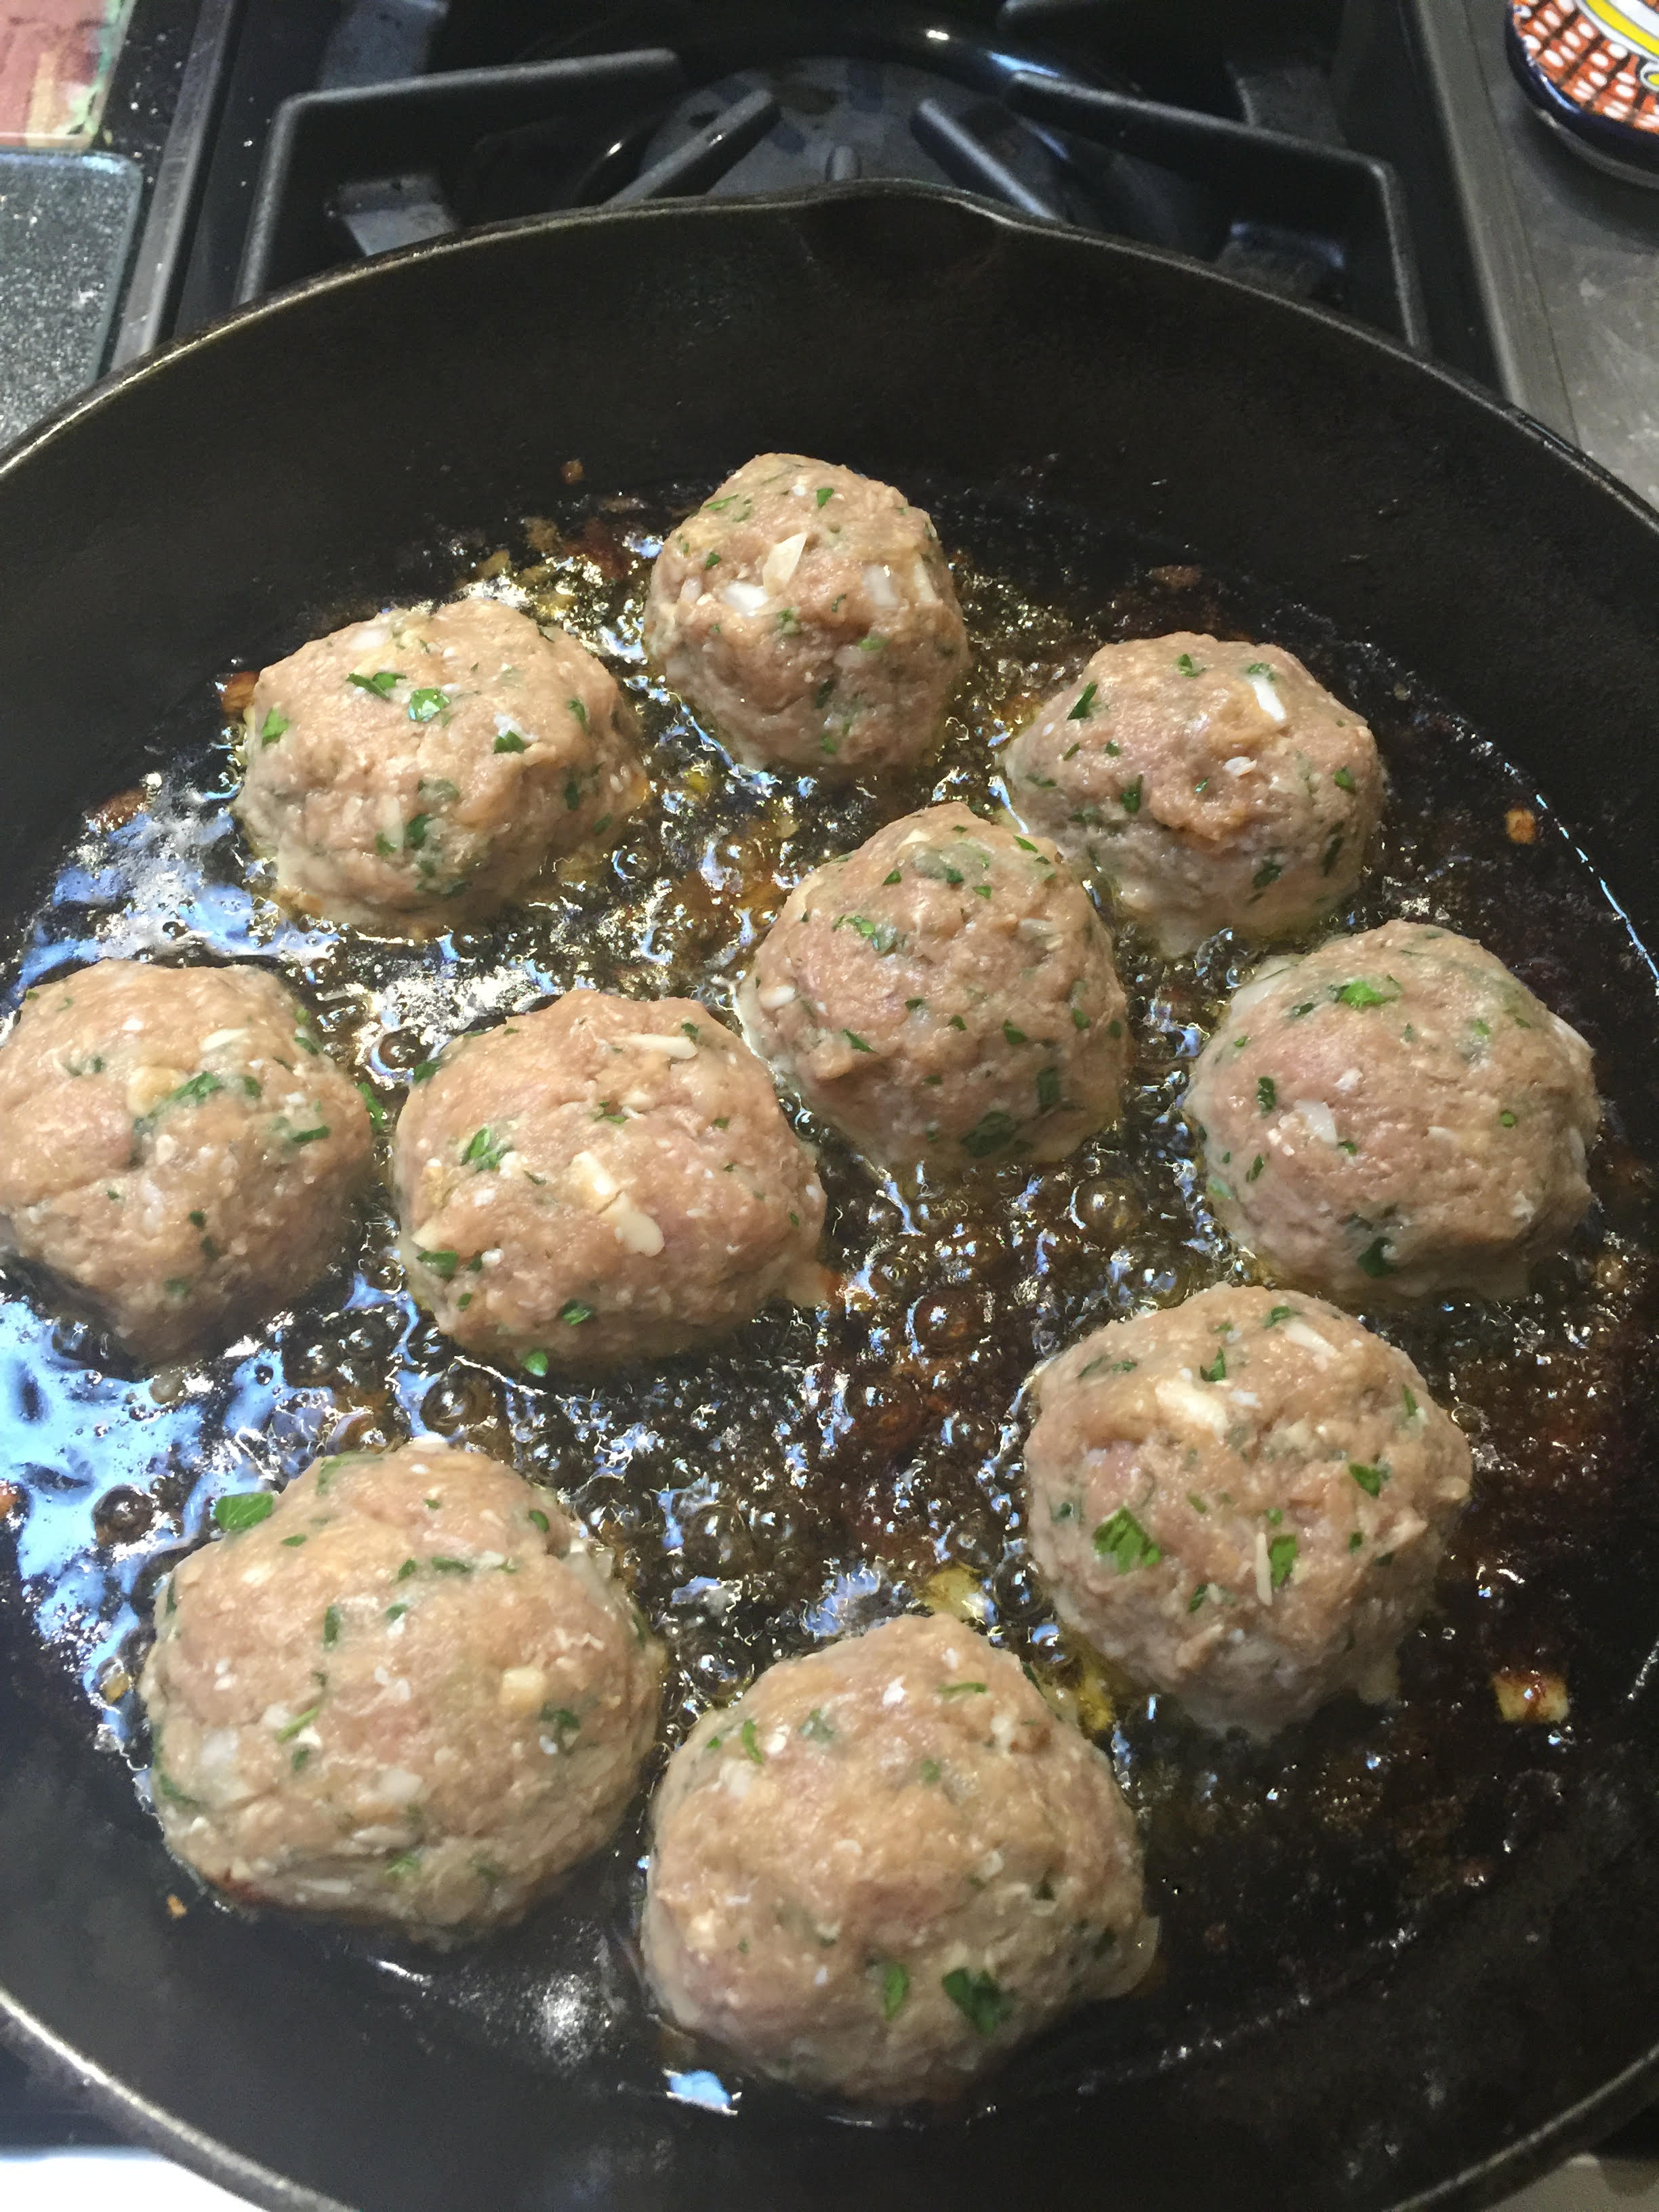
[1,484,1658,2108]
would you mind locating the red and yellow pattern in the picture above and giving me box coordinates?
[1512,0,1659,131]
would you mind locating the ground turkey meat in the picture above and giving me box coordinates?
[0,959,371,1364]
[641,1612,1153,2104]
[1025,1285,1471,1736]
[1184,920,1599,1304]
[642,453,968,779]
[237,596,647,935]
[738,802,1129,1174]
[1004,633,1382,953]
[391,990,825,1374]
[140,1443,663,1936]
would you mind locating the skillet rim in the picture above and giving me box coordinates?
[1,176,1658,2212]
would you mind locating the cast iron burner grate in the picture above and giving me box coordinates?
[229,0,1425,347]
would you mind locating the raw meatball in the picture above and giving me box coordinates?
[140,1443,663,1937]
[1004,633,1382,954]
[1185,920,1599,1304]
[237,596,647,935]
[642,1612,1153,2104]
[642,453,968,779]
[739,802,1129,1173]
[0,960,371,1364]
[1025,1286,1471,1736]
[392,990,825,1374]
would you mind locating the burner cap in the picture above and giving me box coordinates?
[1508,0,1659,186]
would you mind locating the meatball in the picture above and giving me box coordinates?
[1004,633,1382,954]
[392,990,825,1374]
[738,802,1130,1173]
[237,596,647,935]
[641,1612,1153,2104]
[1184,920,1599,1304]
[642,453,968,779]
[0,960,371,1364]
[140,1443,663,1937]
[1025,1286,1471,1736]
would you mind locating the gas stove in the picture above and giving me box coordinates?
[2,3,1658,2207]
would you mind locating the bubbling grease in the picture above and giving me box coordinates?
[2,485,1658,2103]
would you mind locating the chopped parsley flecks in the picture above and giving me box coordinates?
[1036,1065,1061,1113]
[407,688,446,722]
[881,1962,910,2020]
[842,915,900,955]
[416,1247,459,1279]
[1333,766,1356,792]
[213,1491,274,1533]
[843,1029,874,1053]
[1067,682,1098,722]
[1189,1584,1210,1612]
[1175,653,1203,678]
[1256,1075,1277,1113]
[942,1967,1012,2038]
[348,670,400,699]
[1199,1351,1226,1383]
[493,730,528,753]
[461,1124,509,1171]
[260,708,289,746]
[323,1604,342,1647]
[1349,1461,1387,1496]
[523,1349,550,1376]
[1336,978,1396,1009]
[938,1681,987,1698]
[800,1708,836,1744]
[1246,1155,1266,1182]
[1094,1507,1162,1574]
[567,697,589,729]
[1357,1237,1395,1278]
[559,1300,596,1326]
[1268,1534,1298,1588]
[1120,776,1143,815]
[739,1717,764,1765]
[1265,1306,1292,1327]
[962,1109,1017,1158]
[1252,858,1282,890]
[527,1509,550,1534]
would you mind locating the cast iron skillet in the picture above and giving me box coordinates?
[4,183,1659,2212]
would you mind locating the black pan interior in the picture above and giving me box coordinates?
[5,186,1659,2212]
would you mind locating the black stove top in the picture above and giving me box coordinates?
[102,0,1498,382]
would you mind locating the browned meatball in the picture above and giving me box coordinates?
[642,1613,1153,2104]
[140,1443,663,1937]
[1025,1286,1471,1737]
[237,596,647,935]
[391,991,826,1374]
[1004,634,1382,953]
[0,960,371,1364]
[739,802,1130,1173]
[1185,920,1599,1303]
[642,454,968,779]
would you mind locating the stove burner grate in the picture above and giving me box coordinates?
[228,0,1424,348]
